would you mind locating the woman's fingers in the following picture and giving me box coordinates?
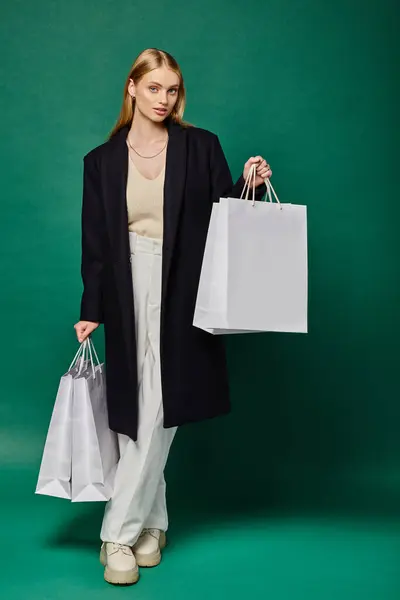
[258,168,272,179]
[245,156,263,172]
[76,326,87,343]
[256,159,267,169]
[256,157,272,180]
[74,321,90,343]
[244,156,272,185]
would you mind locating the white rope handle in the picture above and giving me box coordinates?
[88,337,102,372]
[265,178,282,209]
[239,165,252,198]
[246,164,256,204]
[249,163,256,205]
[69,336,102,379]
[238,163,283,210]
[252,165,257,206]
[266,179,273,203]
[86,337,96,380]
[87,336,102,378]
[77,339,88,375]
[69,339,89,372]
[240,163,257,202]
[68,342,85,372]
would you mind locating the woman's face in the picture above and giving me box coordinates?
[128,67,180,123]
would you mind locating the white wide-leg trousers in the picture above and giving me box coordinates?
[100,232,178,546]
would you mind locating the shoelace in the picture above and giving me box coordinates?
[139,528,159,540]
[108,542,133,556]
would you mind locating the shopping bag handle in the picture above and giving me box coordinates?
[88,337,101,371]
[78,337,102,379]
[265,179,281,209]
[68,337,102,378]
[68,342,86,371]
[239,163,282,209]
[239,164,257,203]
[69,339,91,376]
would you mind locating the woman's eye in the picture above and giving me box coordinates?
[149,87,158,92]
[169,89,178,95]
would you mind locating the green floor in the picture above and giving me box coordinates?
[3,465,400,600]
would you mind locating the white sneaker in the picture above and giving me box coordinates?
[100,542,139,585]
[132,528,167,567]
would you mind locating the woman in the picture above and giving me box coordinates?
[73,48,272,586]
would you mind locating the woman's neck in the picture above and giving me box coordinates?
[128,109,167,145]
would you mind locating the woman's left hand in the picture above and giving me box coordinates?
[243,156,272,188]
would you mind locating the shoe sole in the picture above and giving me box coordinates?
[104,566,139,586]
[100,547,139,586]
[134,531,167,568]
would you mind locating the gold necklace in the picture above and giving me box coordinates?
[127,135,168,159]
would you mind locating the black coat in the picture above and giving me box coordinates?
[79,118,266,441]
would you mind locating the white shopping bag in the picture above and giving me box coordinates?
[193,165,308,334]
[35,343,89,499]
[71,338,119,502]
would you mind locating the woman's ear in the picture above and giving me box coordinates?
[127,78,136,98]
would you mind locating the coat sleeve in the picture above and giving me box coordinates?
[209,134,266,203]
[79,152,105,324]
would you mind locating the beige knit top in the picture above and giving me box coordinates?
[126,156,165,240]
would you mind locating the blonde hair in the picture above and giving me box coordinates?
[109,48,190,139]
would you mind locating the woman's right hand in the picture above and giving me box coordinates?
[74,320,100,343]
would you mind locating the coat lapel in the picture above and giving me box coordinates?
[162,119,187,305]
[103,126,130,263]
[102,118,188,325]
[101,126,133,362]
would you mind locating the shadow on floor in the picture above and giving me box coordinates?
[47,463,400,552]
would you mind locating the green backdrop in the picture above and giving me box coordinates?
[1,0,399,598]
